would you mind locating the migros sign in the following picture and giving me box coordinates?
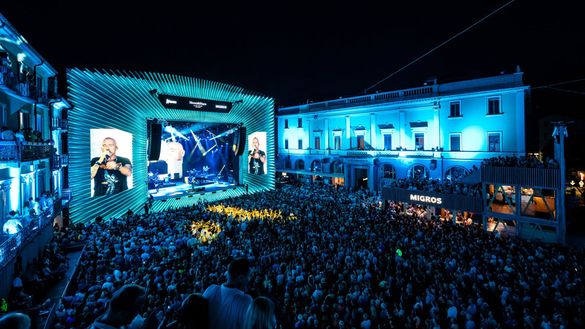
[409,194,442,205]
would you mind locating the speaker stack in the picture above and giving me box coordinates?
[148,122,163,161]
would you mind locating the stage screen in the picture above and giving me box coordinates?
[248,132,267,175]
[68,69,274,224]
[148,122,239,199]
[90,129,134,197]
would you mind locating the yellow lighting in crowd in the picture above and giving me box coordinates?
[190,221,222,244]
[206,205,295,221]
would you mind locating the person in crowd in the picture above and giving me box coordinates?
[243,296,276,329]
[161,293,208,329]
[0,126,15,141]
[89,284,146,329]
[0,312,31,329]
[204,258,253,329]
[90,137,132,197]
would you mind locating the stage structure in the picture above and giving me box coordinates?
[67,69,274,223]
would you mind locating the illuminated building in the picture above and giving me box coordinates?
[0,14,69,290]
[276,71,528,190]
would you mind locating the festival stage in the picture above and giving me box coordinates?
[148,178,238,200]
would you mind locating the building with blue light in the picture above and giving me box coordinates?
[276,71,529,191]
[0,13,69,292]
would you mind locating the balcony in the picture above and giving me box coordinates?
[0,65,49,104]
[279,85,437,114]
[0,141,54,162]
[481,166,561,189]
[51,119,68,131]
[51,154,69,170]
[0,205,57,269]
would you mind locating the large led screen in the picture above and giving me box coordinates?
[90,129,133,197]
[248,132,267,175]
[68,69,274,223]
[148,122,239,199]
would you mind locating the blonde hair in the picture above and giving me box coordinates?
[243,296,275,329]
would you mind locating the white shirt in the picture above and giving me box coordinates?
[203,284,252,329]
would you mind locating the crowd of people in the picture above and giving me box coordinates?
[390,178,482,197]
[482,155,559,169]
[41,184,583,329]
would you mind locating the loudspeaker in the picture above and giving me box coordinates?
[236,126,247,156]
[148,123,162,161]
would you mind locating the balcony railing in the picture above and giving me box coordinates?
[51,119,68,130]
[278,148,521,160]
[0,207,55,269]
[0,65,48,103]
[279,85,437,114]
[51,154,69,169]
[0,141,54,162]
[481,166,561,189]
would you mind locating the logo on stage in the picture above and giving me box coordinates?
[409,194,442,205]
[158,94,232,113]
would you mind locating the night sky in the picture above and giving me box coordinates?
[1,1,584,118]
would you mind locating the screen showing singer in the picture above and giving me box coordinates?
[90,129,133,197]
[248,132,266,175]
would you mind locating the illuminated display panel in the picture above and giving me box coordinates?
[68,69,274,223]
[148,121,240,200]
[90,129,134,197]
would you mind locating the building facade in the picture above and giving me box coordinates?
[276,71,529,191]
[0,13,69,230]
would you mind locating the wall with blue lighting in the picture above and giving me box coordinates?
[68,69,274,223]
[276,72,528,190]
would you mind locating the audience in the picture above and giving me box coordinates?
[48,183,583,329]
[482,155,558,169]
[88,284,146,329]
[244,296,276,329]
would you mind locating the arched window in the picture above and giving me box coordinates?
[444,166,469,181]
[296,159,305,171]
[408,164,429,180]
[383,164,396,179]
[311,160,322,172]
[331,161,344,173]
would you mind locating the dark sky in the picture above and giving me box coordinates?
[1,0,584,113]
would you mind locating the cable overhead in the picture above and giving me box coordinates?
[364,0,517,94]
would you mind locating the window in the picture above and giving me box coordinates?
[414,133,424,150]
[334,136,341,150]
[450,133,461,151]
[284,119,288,129]
[0,103,6,127]
[487,97,501,115]
[36,113,42,133]
[357,135,365,150]
[488,132,501,152]
[383,134,392,150]
[449,101,461,117]
[19,111,30,130]
[298,139,303,150]
[284,139,288,149]
[298,118,302,128]
[314,136,320,150]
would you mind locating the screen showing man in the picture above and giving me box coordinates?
[165,140,185,179]
[248,132,266,175]
[90,133,133,197]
